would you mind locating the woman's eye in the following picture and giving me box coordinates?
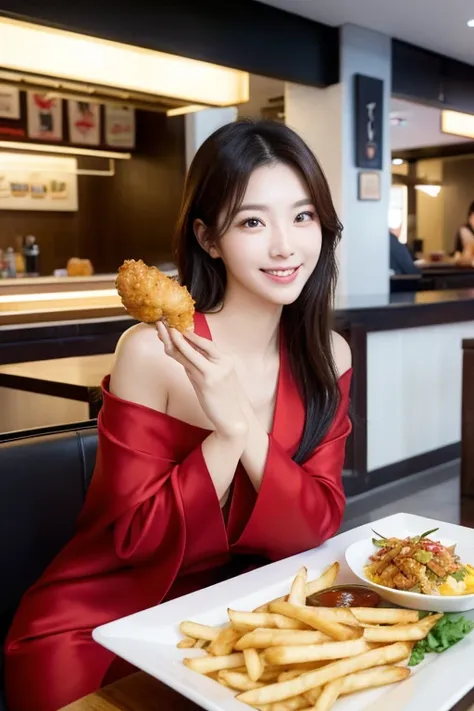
[295,211,315,223]
[242,218,262,228]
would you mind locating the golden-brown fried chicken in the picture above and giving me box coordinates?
[116,259,195,332]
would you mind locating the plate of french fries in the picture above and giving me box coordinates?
[93,513,474,711]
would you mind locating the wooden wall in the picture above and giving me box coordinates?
[0,112,186,275]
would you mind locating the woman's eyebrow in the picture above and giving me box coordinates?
[235,198,313,215]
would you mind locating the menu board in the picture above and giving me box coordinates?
[0,154,78,211]
[105,104,135,148]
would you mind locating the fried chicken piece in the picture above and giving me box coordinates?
[379,564,399,588]
[393,556,433,593]
[371,544,402,575]
[116,259,195,332]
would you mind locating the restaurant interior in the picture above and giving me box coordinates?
[1,1,474,710]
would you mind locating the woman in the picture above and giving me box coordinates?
[454,201,474,262]
[5,120,352,711]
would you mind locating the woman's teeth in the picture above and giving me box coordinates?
[264,268,297,276]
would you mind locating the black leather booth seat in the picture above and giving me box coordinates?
[0,422,98,710]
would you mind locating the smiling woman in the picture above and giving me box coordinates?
[5,120,352,711]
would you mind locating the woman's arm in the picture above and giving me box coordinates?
[111,324,246,505]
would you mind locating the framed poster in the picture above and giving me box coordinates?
[354,74,384,170]
[0,154,78,211]
[27,91,63,141]
[0,85,20,119]
[358,171,381,201]
[68,100,100,145]
[105,104,135,148]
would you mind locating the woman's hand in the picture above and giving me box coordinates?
[156,322,248,440]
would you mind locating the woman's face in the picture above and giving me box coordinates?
[210,162,322,306]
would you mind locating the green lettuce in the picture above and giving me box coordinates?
[409,613,474,666]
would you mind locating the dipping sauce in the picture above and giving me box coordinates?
[306,585,381,608]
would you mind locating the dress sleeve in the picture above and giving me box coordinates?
[78,379,224,568]
[232,372,352,560]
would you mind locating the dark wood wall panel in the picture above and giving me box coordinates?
[0,112,185,275]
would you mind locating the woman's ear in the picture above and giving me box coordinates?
[193,219,220,259]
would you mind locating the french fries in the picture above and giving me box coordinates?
[237,643,412,705]
[363,613,442,643]
[236,628,332,650]
[312,677,344,711]
[229,609,310,631]
[264,638,372,666]
[288,567,308,606]
[244,648,265,682]
[183,652,244,674]
[208,626,242,656]
[179,621,220,641]
[269,601,358,641]
[179,562,442,711]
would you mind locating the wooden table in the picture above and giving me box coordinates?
[0,354,113,418]
[59,669,474,711]
[60,672,200,710]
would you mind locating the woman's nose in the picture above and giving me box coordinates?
[269,228,295,259]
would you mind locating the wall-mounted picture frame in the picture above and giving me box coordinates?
[0,85,20,119]
[27,91,63,141]
[68,100,101,146]
[358,171,381,201]
[354,74,384,170]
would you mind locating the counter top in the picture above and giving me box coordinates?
[0,266,178,298]
[0,288,124,326]
[335,288,474,311]
[0,274,117,287]
[334,289,474,331]
[2,286,474,330]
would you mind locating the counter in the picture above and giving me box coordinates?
[2,288,473,498]
[0,274,118,295]
[335,289,474,497]
[0,268,178,325]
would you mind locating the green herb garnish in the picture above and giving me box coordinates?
[412,527,440,543]
[409,614,474,666]
[451,568,468,582]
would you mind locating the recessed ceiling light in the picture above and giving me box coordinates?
[392,158,404,165]
[467,18,474,26]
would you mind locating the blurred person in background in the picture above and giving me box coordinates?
[454,201,474,264]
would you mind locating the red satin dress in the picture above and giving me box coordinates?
[5,313,352,711]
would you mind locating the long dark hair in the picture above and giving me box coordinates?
[174,120,343,464]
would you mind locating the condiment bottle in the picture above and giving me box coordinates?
[5,247,16,277]
[23,235,40,276]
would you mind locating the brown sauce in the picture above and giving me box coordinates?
[306,585,381,608]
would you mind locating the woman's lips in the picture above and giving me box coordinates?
[260,266,301,284]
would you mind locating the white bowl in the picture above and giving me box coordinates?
[345,535,474,612]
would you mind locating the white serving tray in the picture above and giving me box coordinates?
[93,513,474,711]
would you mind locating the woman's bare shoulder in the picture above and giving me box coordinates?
[109,323,173,411]
[331,331,352,378]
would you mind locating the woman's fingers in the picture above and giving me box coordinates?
[168,328,211,373]
[156,321,172,350]
[183,330,220,358]
[157,322,201,375]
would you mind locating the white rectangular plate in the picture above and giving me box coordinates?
[93,513,474,711]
